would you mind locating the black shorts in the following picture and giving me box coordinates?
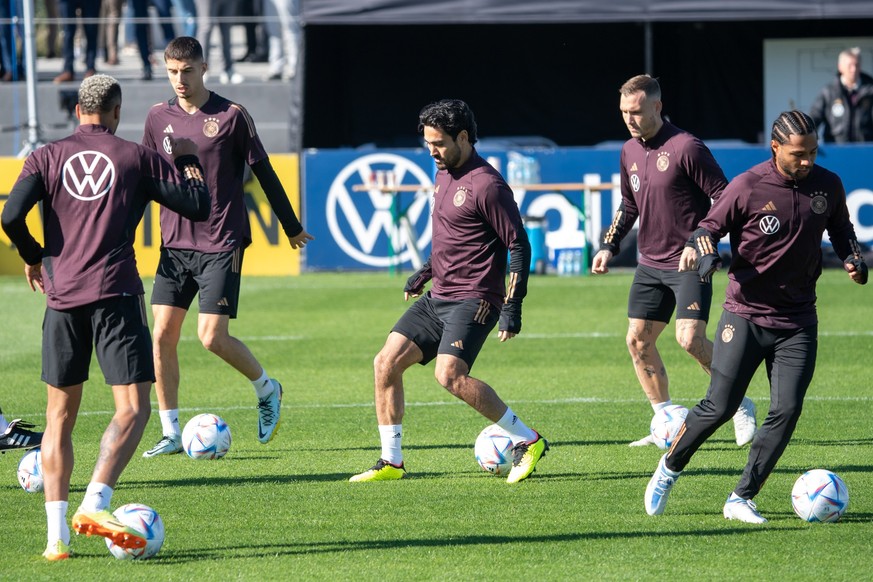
[628,263,712,323]
[42,295,155,388]
[392,292,499,370]
[151,247,243,318]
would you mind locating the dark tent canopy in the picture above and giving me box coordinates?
[299,1,873,149]
[301,1,873,25]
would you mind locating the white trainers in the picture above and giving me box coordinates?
[257,379,283,444]
[733,396,758,446]
[723,493,767,523]
[629,433,656,447]
[644,454,681,516]
[142,434,182,457]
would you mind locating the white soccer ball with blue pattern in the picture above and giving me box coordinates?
[105,503,165,560]
[474,424,514,475]
[17,447,43,493]
[791,469,849,523]
[182,413,232,460]
[650,405,689,450]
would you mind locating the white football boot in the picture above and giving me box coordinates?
[723,493,767,523]
[733,396,758,447]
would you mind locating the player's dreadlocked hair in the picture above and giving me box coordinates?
[771,110,816,145]
[418,99,478,145]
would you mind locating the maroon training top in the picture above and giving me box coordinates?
[143,92,268,252]
[603,122,728,269]
[700,159,860,329]
[1,124,209,310]
[429,149,529,309]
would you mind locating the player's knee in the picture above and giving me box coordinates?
[626,332,646,355]
[373,349,400,381]
[434,366,468,396]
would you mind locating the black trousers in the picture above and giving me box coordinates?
[667,310,817,499]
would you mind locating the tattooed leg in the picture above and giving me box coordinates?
[627,318,670,404]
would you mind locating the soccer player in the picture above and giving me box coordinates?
[591,74,758,447]
[140,37,314,457]
[1,74,211,560]
[0,406,42,453]
[350,99,548,484]
[645,110,868,523]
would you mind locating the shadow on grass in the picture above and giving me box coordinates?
[67,526,772,564]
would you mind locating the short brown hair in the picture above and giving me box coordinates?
[619,74,661,100]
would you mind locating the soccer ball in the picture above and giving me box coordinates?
[650,405,689,450]
[474,424,514,475]
[17,448,43,493]
[791,469,849,523]
[105,503,165,560]
[181,413,232,460]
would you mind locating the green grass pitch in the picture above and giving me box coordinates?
[0,270,871,580]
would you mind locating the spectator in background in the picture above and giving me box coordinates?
[0,0,17,82]
[53,0,100,83]
[264,0,299,80]
[237,0,267,63]
[195,0,242,84]
[43,0,59,59]
[99,0,122,65]
[809,47,873,143]
[171,0,197,37]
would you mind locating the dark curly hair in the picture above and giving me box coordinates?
[418,99,478,144]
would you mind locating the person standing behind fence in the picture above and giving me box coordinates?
[263,0,299,80]
[194,0,241,83]
[809,47,873,143]
[1,74,210,560]
[53,0,100,83]
[591,74,759,448]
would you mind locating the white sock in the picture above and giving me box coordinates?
[496,407,537,444]
[160,409,181,437]
[80,482,113,512]
[378,424,403,465]
[252,369,272,399]
[45,500,70,545]
[0,414,7,434]
[653,400,673,413]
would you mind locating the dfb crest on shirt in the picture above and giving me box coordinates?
[62,150,115,201]
[203,117,220,138]
[759,215,780,235]
[453,188,469,207]
[810,194,828,215]
[656,152,670,172]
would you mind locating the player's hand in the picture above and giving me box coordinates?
[25,262,44,293]
[678,246,699,272]
[845,256,869,285]
[697,253,721,283]
[498,330,517,342]
[288,229,314,249]
[168,137,199,158]
[591,250,613,274]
